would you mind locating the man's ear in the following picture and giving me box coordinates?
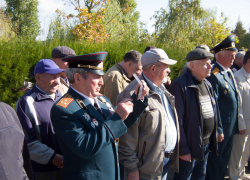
[74,73,81,83]
[150,65,156,74]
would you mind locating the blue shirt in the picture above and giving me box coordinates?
[143,74,177,152]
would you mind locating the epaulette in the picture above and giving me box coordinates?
[98,96,106,103]
[211,67,220,75]
[56,94,74,108]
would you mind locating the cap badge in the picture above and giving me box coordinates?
[232,42,235,47]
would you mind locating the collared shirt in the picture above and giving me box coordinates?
[117,63,129,78]
[143,74,177,152]
[71,87,102,112]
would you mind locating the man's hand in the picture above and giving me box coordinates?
[134,80,149,100]
[239,129,246,135]
[164,76,171,87]
[179,153,191,162]
[115,98,133,121]
[127,170,139,180]
[52,154,63,168]
[218,133,224,142]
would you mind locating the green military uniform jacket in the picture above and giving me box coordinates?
[50,87,147,180]
[207,62,239,137]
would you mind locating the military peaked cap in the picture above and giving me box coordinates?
[211,34,238,54]
[62,51,108,75]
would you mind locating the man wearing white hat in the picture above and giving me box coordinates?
[117,48,179,180]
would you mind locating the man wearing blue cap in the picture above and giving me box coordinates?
[205,34,240,180]
[50,52,149,180]
[16,59,64,180]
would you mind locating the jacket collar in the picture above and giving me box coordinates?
[115,63,131,82]
[67,87,108,122]
[33,84,61,101]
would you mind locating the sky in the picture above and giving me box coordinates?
[1,0,249,40]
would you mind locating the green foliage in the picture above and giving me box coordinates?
[152,0,231,49]
[0,7,15,40]
[0,37,187,107]
[104,0,140,41]
[231,18,247,48]
[5,0,40,39]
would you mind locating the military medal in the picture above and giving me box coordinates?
[228,90,230,93]
[224,90,227,94]
[91,122,95,128]
[83,113,90,121]
[225,85,228,89]
[92,119,98,126]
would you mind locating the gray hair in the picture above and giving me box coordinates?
[142,61,161,71]
[65,68,88,84]
[235,52,244,59]
[187,60,199,69]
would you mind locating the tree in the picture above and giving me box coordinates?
[0,7,15,40]
[232,18,246,48]
[152,0,232,49]
[5,0,40,39]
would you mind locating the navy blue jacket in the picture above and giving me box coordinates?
[16,85,62,172]
[169,69,217,160]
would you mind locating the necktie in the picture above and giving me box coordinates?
[94,102,103,115]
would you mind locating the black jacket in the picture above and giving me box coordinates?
[169,69,218,160]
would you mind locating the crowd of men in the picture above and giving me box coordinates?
[1,33,250,180]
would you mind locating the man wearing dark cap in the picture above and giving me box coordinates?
[16,59,64,180]
[169,48,217,180]
[50,51,149,180]
[205,34,239,180]
[51,46,76,95]
[100,50,142,106]
[117,48,179,180]
[230,49,246,73]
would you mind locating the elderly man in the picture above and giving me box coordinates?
[117,48,179,180]
[230,49,246,73]
[205,34,239,180]
[50,52,148,180]
[100,50,142,105]
[169,48,217,180]
[51,46,76,94]
[16,59,64,180]
[228,50,250,180]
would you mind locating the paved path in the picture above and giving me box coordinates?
[167,165,250,180]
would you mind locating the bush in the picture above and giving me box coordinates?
[0,37,188,107]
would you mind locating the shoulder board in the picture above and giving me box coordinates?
[56,94,74,108]
[98,96,106,103]
[211,67,220,75]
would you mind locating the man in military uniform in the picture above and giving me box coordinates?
[50,51,149,180]
[205,34,239,180]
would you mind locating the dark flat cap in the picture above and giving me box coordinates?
[186,48,214,62]
[51,46,76,59]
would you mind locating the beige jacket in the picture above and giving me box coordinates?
[100,63,131,105]
[58,77,69,95]
[234,67,250,134]
[117,74,179,180]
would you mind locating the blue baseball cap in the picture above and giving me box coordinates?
[34,59,64,75]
